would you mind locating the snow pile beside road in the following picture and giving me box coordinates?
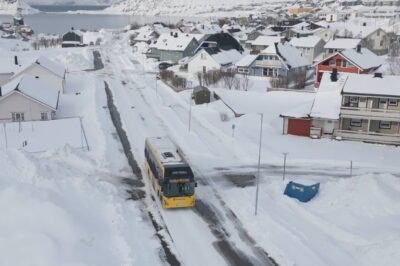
[0,149,161,266]
[221,173,400,266]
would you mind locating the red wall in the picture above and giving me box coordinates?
[288,118,311,137]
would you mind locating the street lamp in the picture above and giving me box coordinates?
[283,152,289,181]
[255,113,264,216]
[187,81,193,132]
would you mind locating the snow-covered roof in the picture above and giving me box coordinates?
[310,73,346,120]
[210,49,243,65]
[146,136,186,166]
[1,75,59,110]
[261,42,310,68]
[250,36,283,46]
[340,48,383,70]
[192,23,222,34]
[324,38,362,50]
[289,36,323,48]
[343,74,400,97]
[153,33,198,51]
[235,54,258,67]
[0,55,36,74]
[35,56,66,78]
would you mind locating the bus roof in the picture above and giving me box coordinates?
[146,136,187,166]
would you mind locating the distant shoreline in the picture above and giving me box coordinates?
[31,5,110,12]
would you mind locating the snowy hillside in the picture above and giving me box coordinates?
[106,0,295,16]
[0,0,39,15]
[27,0,112,5]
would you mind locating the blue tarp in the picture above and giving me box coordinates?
[284,181,320,202]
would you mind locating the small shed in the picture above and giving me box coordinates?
[193,85,211,105]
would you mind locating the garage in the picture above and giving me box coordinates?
[287,118,311,137]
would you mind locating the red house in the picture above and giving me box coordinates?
[314,46,383,88]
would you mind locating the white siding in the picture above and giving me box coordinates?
[0,92,54,121]
[188,51,221,74]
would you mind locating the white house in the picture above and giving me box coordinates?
[289,36,326,63]
[12,56,66,93]
[0,75,59,121]
[324,38,362,56]
[187,48,243,74]
[247,36,284,53]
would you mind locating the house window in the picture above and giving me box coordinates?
[380,40,384,46]
[201,53,207,60]
[377,30,380,36]
[349,96,359,105]
[388,99,398,106]
[350,119,362,127]
[379,121,391,129]
[342,60,348,67]
[12,112,24,122]
[41,112,48,121]
[328,49,334,53]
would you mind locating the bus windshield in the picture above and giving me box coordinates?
[163,182,195,197]
[165,166,194,180]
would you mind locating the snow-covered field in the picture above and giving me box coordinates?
[1,27,400,266]
[0,46,164,266]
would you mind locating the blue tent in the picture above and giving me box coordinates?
[284,181,320,202]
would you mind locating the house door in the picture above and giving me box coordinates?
[323,120,336,134]
[379,98,387,109]
[203,66,206,73]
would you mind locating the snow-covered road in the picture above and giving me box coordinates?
[96,35,277,265]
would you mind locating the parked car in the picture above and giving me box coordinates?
[158,62,174,70]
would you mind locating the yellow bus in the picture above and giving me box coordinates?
[144,136,196,208]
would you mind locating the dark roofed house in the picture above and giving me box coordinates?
[62,29,84,48]
[196,33,244,53]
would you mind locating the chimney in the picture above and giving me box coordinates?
[374,72,383,78]
[0,87,2,97]
[71,27,74,31]
[170,32,173,36]
[301,26,304,30]
[14,55,18,65]
[356,44,361,53]
[362,22,367,27]
[331,68,338,82]
[174,32,178,38]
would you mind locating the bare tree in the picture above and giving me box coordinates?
[292,70,306,90]
[222,69,236,89]
[233,77,241,90]
[241,72,250,91]
[196,72,203,86]
[270,75,288,89]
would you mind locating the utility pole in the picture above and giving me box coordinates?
[189,92,193,132]
[255,113,264,216]
[283,152,288,181]
[350,160,353,177]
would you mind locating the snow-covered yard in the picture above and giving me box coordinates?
[1,27,400,266]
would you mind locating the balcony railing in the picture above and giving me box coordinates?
[254,60,282,68]
[334,130,400,144]
[341,106,400,120]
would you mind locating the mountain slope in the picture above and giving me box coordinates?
[0,0,39,15]
[106,0,291,16]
